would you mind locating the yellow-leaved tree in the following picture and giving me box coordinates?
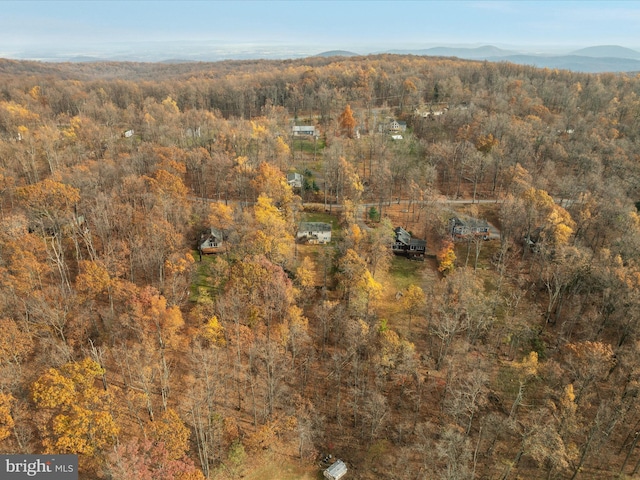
[520,186,575,248]
[402,284,426,333]
[437,240,456,274]
[150,408,191,460]
[0,392,15,443]
[337,248,382,316]
[208,202,235,233]
[31,358,119,455]
[249,193,294,266]
[294,255,316,300]
[197,315,226,347]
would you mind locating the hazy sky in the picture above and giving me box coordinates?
[2,0,640,55]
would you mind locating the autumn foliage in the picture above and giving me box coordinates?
[437,240,456,273]
[1,53,640,479]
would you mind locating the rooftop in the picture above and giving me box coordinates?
[299,221,332,232]
[324,460,347,480]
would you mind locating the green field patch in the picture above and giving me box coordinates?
[388,256,425,291]
[292,137,325,154]
[190,250,227,302]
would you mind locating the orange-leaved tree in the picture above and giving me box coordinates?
[338,104,357,138]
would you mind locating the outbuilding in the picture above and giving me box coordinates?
[324,459,347,480]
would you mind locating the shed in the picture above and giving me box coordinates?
[324,459,347,480]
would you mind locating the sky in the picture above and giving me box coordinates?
[2,1,640,58]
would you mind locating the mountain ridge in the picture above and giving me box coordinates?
[4,43,640,73]
[569,45,640,59]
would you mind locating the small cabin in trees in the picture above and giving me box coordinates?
[378,118,407,135]
[524,226,544,251]
[392,227,426,259]
[379,118,407,133]
[390,120,407,132]
[449,216,490,240]
[292,125,317,136]
[199,227,225,254]
[324,460,347,480]
[287,172,304,189]
[297,222,332,244]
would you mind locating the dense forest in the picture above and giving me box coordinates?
[1,53,640,479]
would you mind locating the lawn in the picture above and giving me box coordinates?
[242,460,321,480]
[291,137,325,155]
[213,451,322,480]
[189,250,226,302]
[387,256,429,291]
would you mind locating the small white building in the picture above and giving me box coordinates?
[199,227,225,253]
[324,460,347,480]
[292,125,317,136]
[297,222,332,244]
[287,172,304,189]
[378,119,407,133]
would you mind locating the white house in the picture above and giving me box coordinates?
[324,460,347,480]
[379,119,407,133]
[292,125,317,136]
[287,172,304,189]
[297,222,332,244]
[449,216,490,240]
[199,227,225,253]
[390,120,407,132]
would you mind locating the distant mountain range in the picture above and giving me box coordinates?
[315,50,360,58]
[385,45,640,73]
[4,44,640,73]
[387,45,519,59]
[570,45,640,59]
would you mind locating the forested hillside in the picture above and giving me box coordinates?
[1,54,640,479]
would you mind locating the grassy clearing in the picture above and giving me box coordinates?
[453,238,500,271]
[189,250,226,302]
[376,256,437,335]
[300,211,341,233]
[242,460,321,480]
[213,451,321,480]
[292,137,325,154]
[387,256,427,291]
